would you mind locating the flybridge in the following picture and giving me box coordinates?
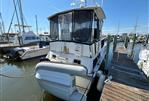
[48,7,106,45]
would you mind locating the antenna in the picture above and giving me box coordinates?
[71,0,88,8]
[93,0,99,6]
[80,0,86,8]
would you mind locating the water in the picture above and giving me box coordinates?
[0,43,144,101]
[0,59,62,101]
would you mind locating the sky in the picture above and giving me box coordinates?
[0,0,148,34]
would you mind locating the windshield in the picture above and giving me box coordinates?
[50,10,93,44]
[72,10,93,43]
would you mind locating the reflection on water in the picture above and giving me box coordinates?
[0,58,60,101]
[0,43,144,101]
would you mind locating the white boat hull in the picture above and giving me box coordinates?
[137,49,149,77]
[20,46,49,60]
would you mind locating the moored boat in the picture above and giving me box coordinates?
[137,44,149,77]
[4,43,49,61]
[35,5,107,101]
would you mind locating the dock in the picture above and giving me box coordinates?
[0,43,19,48]
[0,43,19,53]
[100,46,149,101]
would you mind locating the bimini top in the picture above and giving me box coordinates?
[48,6,106,20]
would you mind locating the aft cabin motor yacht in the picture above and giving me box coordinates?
[35,7,107,101]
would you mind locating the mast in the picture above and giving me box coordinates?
[134,17,138,35]
[13,0,21,33]
[13,0,22,45]
[35,15,38,35]
[117,21,120,35]
[130,18,138,58]
[17,0,25,32]
[0,13,5,34]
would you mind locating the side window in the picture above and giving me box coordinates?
[93,14,100,42]
[101,39,105,48]
[50,16,59,41]
[73,10,93,43]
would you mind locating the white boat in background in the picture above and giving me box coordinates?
[13,31,40,46]
[35,5,107,101]
[137,44,149,77]
[5,44,49,61]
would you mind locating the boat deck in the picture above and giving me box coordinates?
[100,46,149,101]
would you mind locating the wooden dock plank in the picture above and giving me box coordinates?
[100,81,149,101]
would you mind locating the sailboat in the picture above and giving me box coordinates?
[35,2,107,101]
[12,0,40,46]
[3,0,49,61]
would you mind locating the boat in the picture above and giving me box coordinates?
[6,0,40,46]
[4,43,49,61]
[13,31,40,46]
[137,44,149,77]
[0,0,41,54]
[35,5,107,101]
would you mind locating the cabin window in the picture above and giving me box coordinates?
[99,20,103,37]
[101,39,105,48]
[24,36,39,40]
[93,16,98,41]
[93,14,102,42]
[58,12,72,40]
[50,16,59,40]
[72,10,93,44]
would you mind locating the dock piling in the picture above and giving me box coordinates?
[113,35,117,52]
[124,35,129,49]
[105,35,110,70]
[130,34,137,59]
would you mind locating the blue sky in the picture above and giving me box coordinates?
[0,0,148,34]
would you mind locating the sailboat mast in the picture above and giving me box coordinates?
[0,13,5,34]
[18,0,25,32]
[13,0,21,33]
[35,15,38,35]
[13,0,22,45]
[134,17,138,35]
